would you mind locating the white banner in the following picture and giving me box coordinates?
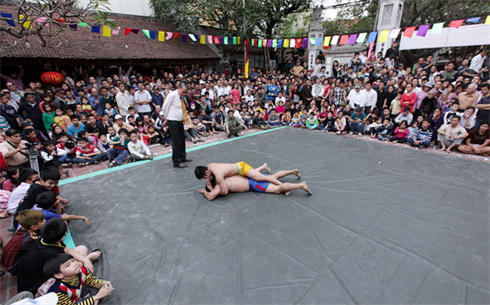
[400,24,490,51]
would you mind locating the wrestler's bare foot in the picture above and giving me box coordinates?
[87,250,102,261]
[285,191,291,196]
[263,163,271,174]
[302,182,312,195]
[294,169,301,180]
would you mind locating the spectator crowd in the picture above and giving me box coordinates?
[0,43,489,304]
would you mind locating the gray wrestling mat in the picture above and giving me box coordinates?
[62,127,490,305]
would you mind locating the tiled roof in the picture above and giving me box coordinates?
[0,5,220,61]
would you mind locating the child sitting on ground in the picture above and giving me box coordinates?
[97,134,110,160]
[281,111,292,125]
[16,218,101,293]
[1,210,45,275]
[38,253,114,304]
[33,191,91,224]
[127,131,153,161]
[107,128,130,168]
[368,117,383,138]
[1,166,19,192]
[193,117,209,137]
[335,113,347,135]
[41,141,71,167]
[146,125,160,145]
[290,112,302,128]
[71,137,104,167]
[377,118,394,141]
[13,168,62,228]
[106,126,117,141]
[305,112,319,130]
[7,169,38,216]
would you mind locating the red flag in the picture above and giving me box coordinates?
[296,39,301,48]
[124,28,132,36]
[173,32,180,39]
[213,36,220,44]
[449,19,464,29]
[339,35,348,45]
[403,26,416,38]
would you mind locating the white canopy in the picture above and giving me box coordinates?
[400,24,490,51]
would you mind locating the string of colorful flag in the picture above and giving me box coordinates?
[1,12,489,47]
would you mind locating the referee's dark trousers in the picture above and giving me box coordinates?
[168,120,186,166]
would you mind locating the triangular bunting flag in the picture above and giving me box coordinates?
[315,37,322,46]
[331,35,339,45]
[431,22,444,35]
[0,13,15,27]
[466,17,480,23]
[213,36,219,44]
[449,19,464,29]
[219,36,224,44]
[78,22,88,27]
[224,36,228,44]
[417,25,430,37]
[207,35,213,44]
[124,28,132,36]
[142,29,151,39]
[348,34,357,45]
[267,39,272,47]
[173,32,180,39]
[272,39,277,47]
[112,27,120,35]
[378,30,389,42]
[388,28,400,39]
[339,35,348,45]
[91,25,100,34]
[102,25,111,37]
[150,30,157,40]
[189,34,197,42]
[181,33,187,42]
[277,39,283,48]
[486,16,490,25]
[233,37,237,44]
[284,39,290,48]
[367,32,377,43]
[131,28,140,35]
[309,37,316,45]
[158,31,165,41]
[403,27,416,38]
[165,32,173,40]
[237,37,241,44]
[323,36,331,46]
[356,33,367,43]
[200,35,206,44]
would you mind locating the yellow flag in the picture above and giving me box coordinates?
[102,25,111,37]
[237,37,241,44]
[158,31,165,41]
[284,39,289,48]
[379,30,389,42]
[486,16,490,25]
[19,14,32,29]
[323,36,331,47]
[200,35,206,44]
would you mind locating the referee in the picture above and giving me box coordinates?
[162,83,192,168]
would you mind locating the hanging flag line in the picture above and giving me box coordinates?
[1,12,489,47]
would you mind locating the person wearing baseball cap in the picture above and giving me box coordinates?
[347,106,367,135]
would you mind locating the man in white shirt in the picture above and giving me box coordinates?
[469,49,488,73]
[201,83,214,101]
[438,116,469,152]
[363,82,378,114]
[223,80,232,96]
[214,81,225,99]
[311,78,324,99]
[116,83,133,117]
[134,82,152,117]
[347,84,366,109]
[162,83,192,168]
[244,90,255,105]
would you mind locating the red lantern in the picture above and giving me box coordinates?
[41,72,64,86]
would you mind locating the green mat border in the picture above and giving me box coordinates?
[59,126,286,186]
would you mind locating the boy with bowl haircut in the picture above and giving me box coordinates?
[33,191,91,225]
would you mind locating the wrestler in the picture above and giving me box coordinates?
[194,162,284,195]
[197,169,311,201]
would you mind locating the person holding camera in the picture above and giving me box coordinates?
[0,129,29,167]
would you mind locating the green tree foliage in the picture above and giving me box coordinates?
[323,0,490,36]
[150,0,311,38]
[274,12,311,38]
